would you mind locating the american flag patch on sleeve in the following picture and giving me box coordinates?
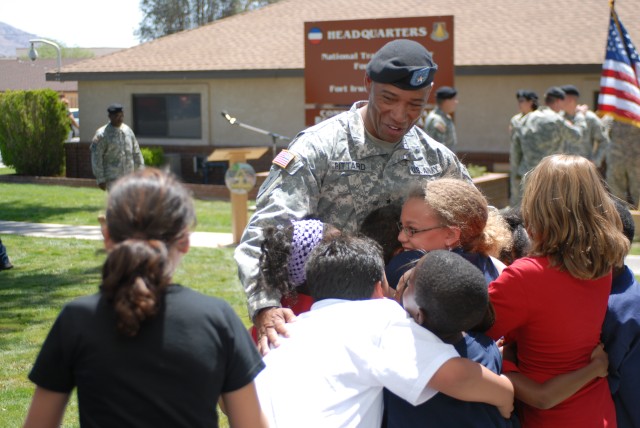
[272,150,295,168]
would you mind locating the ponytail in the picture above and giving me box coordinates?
[100,239,173,337]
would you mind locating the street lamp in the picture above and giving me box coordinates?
[28,38,62,81]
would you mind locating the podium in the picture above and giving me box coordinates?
[208,147,269,244]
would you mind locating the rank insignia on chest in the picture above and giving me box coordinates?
[332,160,367,171]
[273,150,296,169]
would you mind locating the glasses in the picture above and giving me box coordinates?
[397,222,445,237]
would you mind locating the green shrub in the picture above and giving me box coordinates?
[0,89,69,176]
[466,163,488,179]
[140,146,165,167]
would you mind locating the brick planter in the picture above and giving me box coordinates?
[472,172,509,209]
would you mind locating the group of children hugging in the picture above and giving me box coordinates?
[23,153,639,428]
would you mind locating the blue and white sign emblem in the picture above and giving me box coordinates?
[307,27,323,45]
[410,67,431,87]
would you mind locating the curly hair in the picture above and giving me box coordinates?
[258,220,334,299]
[100,168,196,336]
[522,155,629,279]
[408,178,512,257]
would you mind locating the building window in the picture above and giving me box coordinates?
[133,94,202,139]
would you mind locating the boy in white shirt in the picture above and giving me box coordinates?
[255,235,513,428]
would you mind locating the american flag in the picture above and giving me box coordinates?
[597,9,640,127]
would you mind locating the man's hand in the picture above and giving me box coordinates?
[576,104,589,114]
[254,307,296,356]
[98,182,107,191]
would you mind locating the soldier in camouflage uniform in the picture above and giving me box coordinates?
[508,90,538,206]
[607,120,640,206]
[235,39,471,353]
[561,85,609,167]
[90,104,144,191]
[509,87,585,206]
[423,86,458,150]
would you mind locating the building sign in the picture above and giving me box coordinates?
[304,16,454,126]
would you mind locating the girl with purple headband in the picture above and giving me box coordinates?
[251,219,339,343]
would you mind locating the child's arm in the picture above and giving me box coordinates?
[23,386,70,428]
[428,357,514,418]
[505,343,608,410]
[221,381,269,428]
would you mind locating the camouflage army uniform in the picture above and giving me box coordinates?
[607,120,640,206]
[510,106,585,206]
[90,123,144,188]
[235,101,471,319]
[423,107,457,149]
[563,110,609,166]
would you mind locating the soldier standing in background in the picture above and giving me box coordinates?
[607,120,640,207]
[508,89,538,207]
[90,104,144,191]
[424,86,458,150]
[509,87,585,207]
[235,40,471,354]
[561,85,609,168]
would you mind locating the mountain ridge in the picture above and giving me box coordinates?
[0,22,38,58]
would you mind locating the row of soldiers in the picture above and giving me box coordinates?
[421,85,640,209]
[509,85,640,208]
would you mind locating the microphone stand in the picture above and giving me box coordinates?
[221,111,290,158]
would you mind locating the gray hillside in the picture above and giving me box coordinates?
[0,22,37,57]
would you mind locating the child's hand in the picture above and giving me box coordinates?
[497,375,515,418]
[590,343,608,378]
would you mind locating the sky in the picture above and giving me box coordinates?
[1,0,143,48]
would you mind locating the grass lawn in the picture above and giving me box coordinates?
[0,234,244,427]
[0,180,251,233]
[0,172,249,427]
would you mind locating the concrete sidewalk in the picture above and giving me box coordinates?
[1,220,639,273]
[0,220,235,248]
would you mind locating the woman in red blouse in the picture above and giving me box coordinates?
[487,154,629,427]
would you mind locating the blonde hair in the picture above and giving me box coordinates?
[409,178,512,257]
[522,154,628,279]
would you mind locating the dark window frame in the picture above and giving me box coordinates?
[132,93,202,139]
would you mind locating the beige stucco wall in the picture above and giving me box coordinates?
[78,71,601,155]
[78,76,304,150]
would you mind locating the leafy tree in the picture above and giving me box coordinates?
[136,0,280,42]
[0,90,69,176]
[21,39,94,60]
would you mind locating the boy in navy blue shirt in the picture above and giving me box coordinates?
[385,250,518,427]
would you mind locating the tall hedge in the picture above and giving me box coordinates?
[0,89,69,176]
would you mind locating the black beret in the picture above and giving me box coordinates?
[516,89,538,101]
[435,86,457,100]
[366,39,438,90]
[545,86,566,100]
[107,103,124,114]
[560,85,580,97]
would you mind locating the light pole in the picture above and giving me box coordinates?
[28,38,62,81]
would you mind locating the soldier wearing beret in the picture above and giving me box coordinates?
[90,104,144,190]
[509,86,586,206]
[423,86,458,149]
[235,39,472,354]
[560,84,609,168]
[508,90,538,207]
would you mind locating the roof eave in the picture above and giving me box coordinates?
[48,63,603,82]
[48,68,302,82]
